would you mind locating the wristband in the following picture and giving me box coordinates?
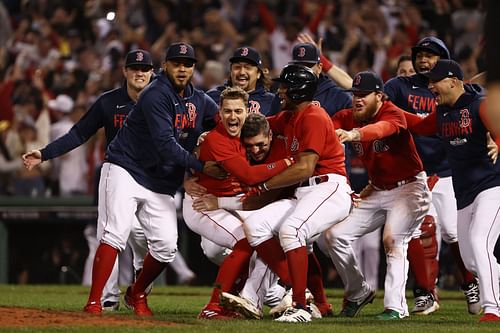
[320,54,333,72]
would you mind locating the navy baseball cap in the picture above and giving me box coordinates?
[229,46,263,68]
[347,71,384,92]
[125,49,153,68]
[165,42,197,63]
[291,43,320,64]
[421,59,464,82]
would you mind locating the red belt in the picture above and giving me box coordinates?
[371,176,417,191]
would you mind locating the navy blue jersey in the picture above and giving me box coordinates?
[385,74,451,177]
[435,89,500,209]
[106,73,218,196]
[41,85,133,161]
[312,74,353,116]
[207,82,280,115]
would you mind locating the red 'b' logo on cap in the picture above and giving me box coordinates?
[179,45,188,54]
[136,52,144,61]
[298,47,306,58]
[353,75,361,86]
[241,47,249,56]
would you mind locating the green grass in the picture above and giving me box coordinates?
[0,285,497,332]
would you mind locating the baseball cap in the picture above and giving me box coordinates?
[411,37,450,59]
[229,46,262,68]
[125,49,153,68]
[47,94,74,113]
[290,43,320,64]
[165,42,197,63]
[421,59,464,82]
[347,71,384,92]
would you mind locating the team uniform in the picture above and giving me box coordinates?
[326,100,431,319]
[404,83,500,318]
[268,102,352,320]
[207,82,281,115]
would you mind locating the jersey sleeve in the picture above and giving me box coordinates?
[404,110,438,136]
[384,78,399,102]
[358,108,405,141]
[202,95,218,131]
[331,109,353,130]
[40,98,105,161]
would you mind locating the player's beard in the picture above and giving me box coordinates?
[353,102,378,123]
[166,70,192,92]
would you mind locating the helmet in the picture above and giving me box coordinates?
[274,64,318,102]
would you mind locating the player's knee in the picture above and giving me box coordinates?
[149,238,178,263]
[200,238,229,266]
[244,222,273,247]
[279,224,305,252]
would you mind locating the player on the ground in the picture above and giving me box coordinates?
[404,59,500,322]
[207,46,280,115]
[326,71,431,320]
[183,86,294,319]
[384,36,479,314]
[75,42,222,316]
[22,49,155,311]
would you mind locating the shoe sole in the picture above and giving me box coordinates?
[412,302,440,315]
[342,290,376,317]
[220,292,263,319]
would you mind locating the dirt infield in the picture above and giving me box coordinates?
[0,307,177,328]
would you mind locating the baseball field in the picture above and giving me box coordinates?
[0,285,497,332]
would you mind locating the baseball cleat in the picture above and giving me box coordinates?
[376,309,407,320]
[461,280,481,315]
[83,301,102,315]
[479,313,500,322]
[124,286,153,316]
[315,302,334,317]
[275,306,312,323]
[102,301,119,311]
[198,302,242,320]
[220,292,263,319]
[269,288,314,318]
[411,288,439,315]
[308,303,322,319]
[339,289,375,317]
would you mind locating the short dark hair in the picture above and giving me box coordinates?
[397,55,412,68]
[241,113,270,139]
[219,86,249,106]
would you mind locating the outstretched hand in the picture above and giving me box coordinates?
[22,150,42,171]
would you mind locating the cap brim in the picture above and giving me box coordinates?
[421,71,446,81]
[125,62,153,67]
[290,60,318,64]
[411,46,440,56]
[166,56,197,63]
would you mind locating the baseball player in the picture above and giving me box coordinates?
[384,37,479,314]
[76,42,222,316]
[326,71,431,320]
[244,64,352,323]
[207,46,280,115]
[22,49,155,310]
[404,59,500,322]
[267,42,352,117]
[183,86,294,319]
[396,55,416,77]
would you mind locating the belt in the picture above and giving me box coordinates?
[371,176,417,191]
[299,174,331,187]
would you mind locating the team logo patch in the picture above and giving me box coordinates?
[136,52,144,61]
[298,47,306,58]
[351,142,363,156]
[459,108,471,128]
[179,44,188,54]
[186,102,197,122]
[248,100,261,113]
[267,163,276,169]
[372,140,389,153]
[290,136,299,153]
[353,74,361,86]
[241,47,249,56]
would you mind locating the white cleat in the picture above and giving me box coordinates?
[269,288,314,318]
[220,292,263,319]
[275,307,312,323]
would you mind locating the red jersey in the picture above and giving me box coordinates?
[332,101,423,187]
[197,122,289,196]
[268,103,346,177]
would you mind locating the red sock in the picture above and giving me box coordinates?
[449,241,475,284]
[286,246,308,307]
[87,243,119,304]
[408,238,433,291]
[209,239,253,304]
[133,253,167,295]
[254,238,292,286]
[307,253,328,304]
